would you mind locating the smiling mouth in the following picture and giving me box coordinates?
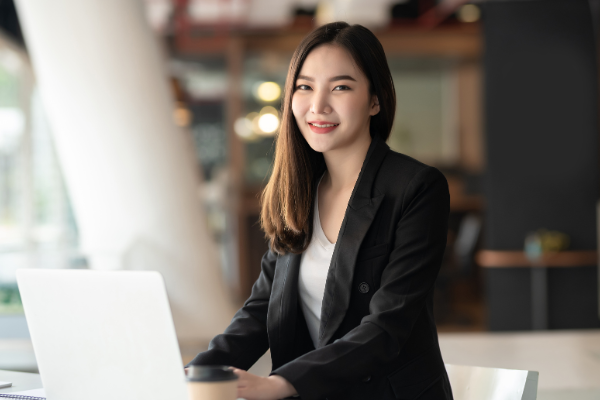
[309,122,339,128]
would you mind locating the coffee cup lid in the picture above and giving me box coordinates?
[186,365,238,382]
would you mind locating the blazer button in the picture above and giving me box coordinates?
[358,282,370,293]
[362,375,371,382]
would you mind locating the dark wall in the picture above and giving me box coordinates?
[483,0,600,330]
[486,267,600,330]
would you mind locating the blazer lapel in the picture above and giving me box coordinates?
[267,252,302,368]
[317,136,389,348]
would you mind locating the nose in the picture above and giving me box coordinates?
[310,89,332,115]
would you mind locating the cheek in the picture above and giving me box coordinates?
[336,96,369,122]
[291,94,308,120]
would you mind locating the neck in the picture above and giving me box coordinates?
[322,133,372,191]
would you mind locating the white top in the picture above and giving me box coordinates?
[298,181,335,348]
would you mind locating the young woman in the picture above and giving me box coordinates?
[187,22,453,400]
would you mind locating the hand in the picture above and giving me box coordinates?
[232,368,297,400]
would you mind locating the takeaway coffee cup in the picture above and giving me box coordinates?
[186,365,238,400]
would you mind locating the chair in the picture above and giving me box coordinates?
[445,364,538,400]
[435,212,482,324]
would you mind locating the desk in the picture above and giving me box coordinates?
[0,370,42,395]
[0,370,304,400]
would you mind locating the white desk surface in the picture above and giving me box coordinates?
[2,330,600,400]
[0,369,42,394]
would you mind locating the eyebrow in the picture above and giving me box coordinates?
[297,74,357,82]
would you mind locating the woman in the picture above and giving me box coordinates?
[187,21,453,400]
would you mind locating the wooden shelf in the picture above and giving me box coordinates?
[476,250,598,268]
[175,25,482,58]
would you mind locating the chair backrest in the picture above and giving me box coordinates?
[445,364,538,400]
[453,213,482,274]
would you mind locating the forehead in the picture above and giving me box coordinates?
[297,44,366,81]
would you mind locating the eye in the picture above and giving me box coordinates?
[295,84,312,91]
[333,85,351,91]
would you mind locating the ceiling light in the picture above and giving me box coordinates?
[457,4,480,23]
[256,82,281,102]
[258,113,279,135]
[234,117,253,139]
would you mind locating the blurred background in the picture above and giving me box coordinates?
[0,0,599,399]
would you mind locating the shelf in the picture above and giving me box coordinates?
[476,250,598,268]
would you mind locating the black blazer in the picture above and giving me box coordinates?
[187,136,453,400]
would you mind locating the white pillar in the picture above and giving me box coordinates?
[15,0,235,342]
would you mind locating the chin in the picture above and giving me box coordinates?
[305,135,336,153]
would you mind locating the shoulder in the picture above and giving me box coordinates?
[376,147,448,193]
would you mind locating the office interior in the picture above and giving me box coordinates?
[0,0,599,399]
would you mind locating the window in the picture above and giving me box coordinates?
[0,33,79,318]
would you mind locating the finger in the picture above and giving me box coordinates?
[233,371,248,387]
[235,375,248,386]
[237,387,251,400]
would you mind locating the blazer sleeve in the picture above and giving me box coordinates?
[185,247,278,370]
[272,166,450,400]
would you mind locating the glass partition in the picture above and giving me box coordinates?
[0,34,79,320]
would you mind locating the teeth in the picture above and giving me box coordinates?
[310,123,338,128]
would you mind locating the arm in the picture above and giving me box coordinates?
[273,167,450,400]
[186,248,278,370]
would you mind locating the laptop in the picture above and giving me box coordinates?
[16,269,188,400]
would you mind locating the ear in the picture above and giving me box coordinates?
[370,94,380,116]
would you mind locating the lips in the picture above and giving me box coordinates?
[308,121,339,134]
[309,122,338,128]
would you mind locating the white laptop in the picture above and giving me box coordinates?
[16,269,188,400]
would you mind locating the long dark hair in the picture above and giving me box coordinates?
[260,21,396,254]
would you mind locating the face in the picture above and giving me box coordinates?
[291,44,380,154]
